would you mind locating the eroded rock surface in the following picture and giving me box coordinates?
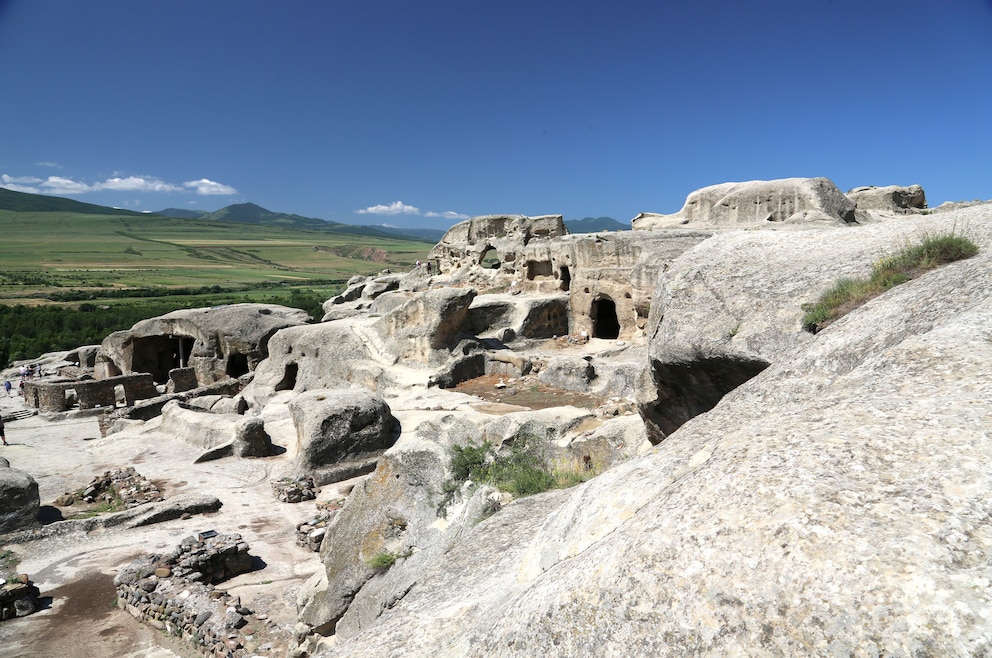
[632,177,858,229]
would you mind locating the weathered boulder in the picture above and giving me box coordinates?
[847,184,927,212]
[98,303,310,386]
[536,355,595,391]
[466,293,569,341]
[288,389,399,485]
[632,177,858,229]
[158,400,271,457]
[0,466,39,533]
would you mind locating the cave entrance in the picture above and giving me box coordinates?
[131,335,195,384]
[226,352,250,378]
[559,266,571,292]
[275,363,298,391]
[591,296,620,339]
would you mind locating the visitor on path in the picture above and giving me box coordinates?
[0,416,7,446]
[3,380,10,396]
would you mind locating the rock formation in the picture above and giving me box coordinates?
[847,184,928,212]
[632,177,858,229]
[8,178,992,658]
[0,464,39,533]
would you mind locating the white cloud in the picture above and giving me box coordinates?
[97,176,182,193]
[43,176,94,194]
[424,210,470,220]
[34,161,61,168]
[183,178,238,195]
[2,174,43,185]
[356,201,421,215]
[0,172,237,197]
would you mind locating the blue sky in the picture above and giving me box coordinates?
[1,0,990,230]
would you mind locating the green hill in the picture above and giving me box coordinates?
[0,187,146,216]
[155,207,208,220]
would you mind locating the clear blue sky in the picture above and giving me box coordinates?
[1,0,990,230]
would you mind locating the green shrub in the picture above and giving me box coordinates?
[438,432,601,517]
[367,551,398,571]
[803,231,979,333]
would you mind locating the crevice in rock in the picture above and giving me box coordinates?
[639,355,769,444]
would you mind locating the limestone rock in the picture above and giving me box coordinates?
[0,467,39,533]
[466,294,569,341]
[847,184,927,212]
[288,389,399,485]
[632,177,857,229]
[243,322,383,409]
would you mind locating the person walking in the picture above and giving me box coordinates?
[0,416,8,446]
[3,380,10,396]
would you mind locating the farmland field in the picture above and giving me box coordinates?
[0,210,433,303]
[0,208,438,362]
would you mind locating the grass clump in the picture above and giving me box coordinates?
[366,548,412,572]
[366,551,398,571]
[437,433,600,517]
[802,232,978,333]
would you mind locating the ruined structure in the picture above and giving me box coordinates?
[98,303,310,386]
[21,373,157,413]
[429,213,710,342]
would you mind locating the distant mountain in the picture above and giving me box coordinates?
[156,202,438,243]
[155,207,208,220]
[0,187,146,216]
[198,202,339,230]
[565,216,628,233]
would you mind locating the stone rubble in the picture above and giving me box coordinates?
[295,499,346,552]
[55,466,163,509]
[115,532,263,657]
[271,476,319,504]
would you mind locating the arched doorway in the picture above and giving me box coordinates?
[591,296,620,339]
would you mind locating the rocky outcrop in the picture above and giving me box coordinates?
[847,184,927,212]
[288,389,399,485]
[371,288,476,365]
[632,177,858,229]
[311,203,992,657]
[0,465,39,534]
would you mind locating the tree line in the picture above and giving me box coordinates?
[0,289,328,366]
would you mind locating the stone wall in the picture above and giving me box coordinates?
[22,373,158,413]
